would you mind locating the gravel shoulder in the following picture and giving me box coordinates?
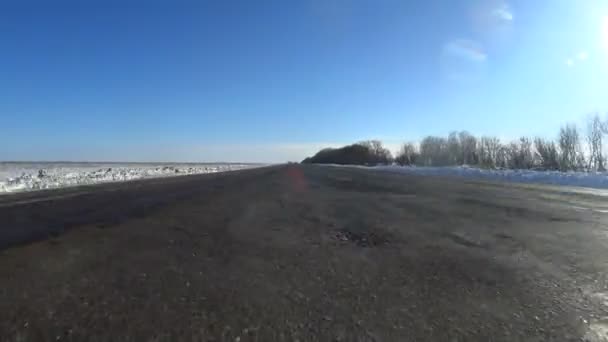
[1,164,608,341]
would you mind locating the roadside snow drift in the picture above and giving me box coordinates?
[374,165,608,190]
[0,163,256,194]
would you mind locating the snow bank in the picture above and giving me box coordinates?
[373,165,608,189]
[0,163,256,194]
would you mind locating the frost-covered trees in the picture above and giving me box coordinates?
[559,124,584,171]
[534,138,559,170]
[405,123,598,171]
[419,136,449,166]
[506,137,534,170]
[447,132,461,165]
[395,142,418,166]
[458,131,478,165]
[478,136,501,168]
[304,116,608,172]
[444,131,478,165]
[586,114,605,171]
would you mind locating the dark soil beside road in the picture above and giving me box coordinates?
[1,164,608,341]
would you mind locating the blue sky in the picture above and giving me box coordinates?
[1,0,608,162]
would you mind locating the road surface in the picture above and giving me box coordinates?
[1,164,608,341]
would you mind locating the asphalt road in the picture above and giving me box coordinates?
[1,164,608,341]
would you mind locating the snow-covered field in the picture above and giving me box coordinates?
[0,162,258,194]
[374,165,608,190]
[6,162,608,194]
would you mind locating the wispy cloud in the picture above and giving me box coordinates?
[443,39,487,62]
[492,3,513,22]
[566,58,574,67]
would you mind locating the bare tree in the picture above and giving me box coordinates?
[458,131,478,165]
[358,140,393,165]
[447,132,461,165]
[534,137,559,170]
[520,137,535,169]
[505,137,534,169]
[478,136,501,168]
[496,145,509,168]
[559,124,584,171]
[305,118,608,171]
[587,114,605,171]
[419,136,449,166]
[395,142,418,166]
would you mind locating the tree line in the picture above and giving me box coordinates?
[302,140,392,166]
[302,114,608,172]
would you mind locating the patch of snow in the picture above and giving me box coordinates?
[586,320,608,342]
[586,292,608,341]
[0,162,258,194]
[373,165,608,190]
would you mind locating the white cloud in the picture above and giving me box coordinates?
[566,58,574,66]
[492,4,513,22]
